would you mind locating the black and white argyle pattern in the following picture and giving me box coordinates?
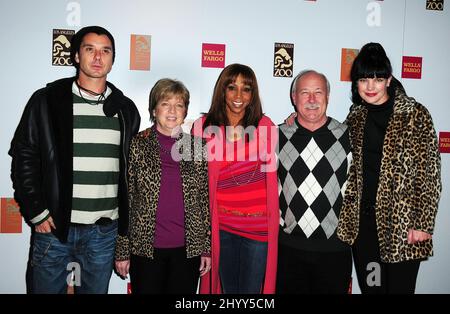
[278,118,351,242]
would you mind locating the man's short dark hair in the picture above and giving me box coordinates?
[70,26,115,72]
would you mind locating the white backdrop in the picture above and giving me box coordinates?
[0,0,448,294]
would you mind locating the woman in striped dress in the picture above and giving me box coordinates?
[192,64,279,294]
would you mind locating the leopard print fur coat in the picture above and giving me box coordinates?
[337,88,441,263]
[115,128,210,261]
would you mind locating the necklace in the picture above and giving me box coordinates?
[226,125,244,142]
[76,80,106,106]
[231,161,260,186]
[155,131,177,156]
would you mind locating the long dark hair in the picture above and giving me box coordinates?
[350,42,404,105]
[203,63,263,130]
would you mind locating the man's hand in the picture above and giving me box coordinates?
[407,229,432,244]
[35,216,56,233]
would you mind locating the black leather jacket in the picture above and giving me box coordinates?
[9,77,140,242]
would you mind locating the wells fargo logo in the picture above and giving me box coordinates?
[0,198,22,233]
[402,56,422,79]
[130,34,151,71]
[273,43,294,78]
[202,43,225,68]
[426,0,444,11]
[52,29,75,66]
[340,48,359,81]
[439,132,450,153]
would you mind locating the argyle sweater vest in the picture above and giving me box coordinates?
[278,117,351,252]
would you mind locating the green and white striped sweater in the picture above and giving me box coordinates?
[71,83,120,224]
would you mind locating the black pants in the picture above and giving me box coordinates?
[276,244,352,294]
[130,247,200,294]
[353,210,421,294]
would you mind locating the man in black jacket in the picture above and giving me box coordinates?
[9,26,140,293]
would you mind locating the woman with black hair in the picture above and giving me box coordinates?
[337,42,441,294]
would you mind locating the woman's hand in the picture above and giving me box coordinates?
[407,229,432,244]
[199,256,211,277]
[115,260,130,279]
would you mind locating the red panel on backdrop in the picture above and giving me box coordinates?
[439,132,450,153]
[402,56,422,79]
[0,198,22,233]
[201,43,225,68]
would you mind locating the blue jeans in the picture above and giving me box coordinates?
[219,230,268,294]
[31,220,117,294]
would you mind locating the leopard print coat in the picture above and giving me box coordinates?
[115,128,210,260]
[337,88,441,263]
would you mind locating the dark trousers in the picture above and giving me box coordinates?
[353,210,421,294]
[130,247,200,294]
[276,244,352,294]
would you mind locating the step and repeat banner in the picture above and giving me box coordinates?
[0,0,449,293]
